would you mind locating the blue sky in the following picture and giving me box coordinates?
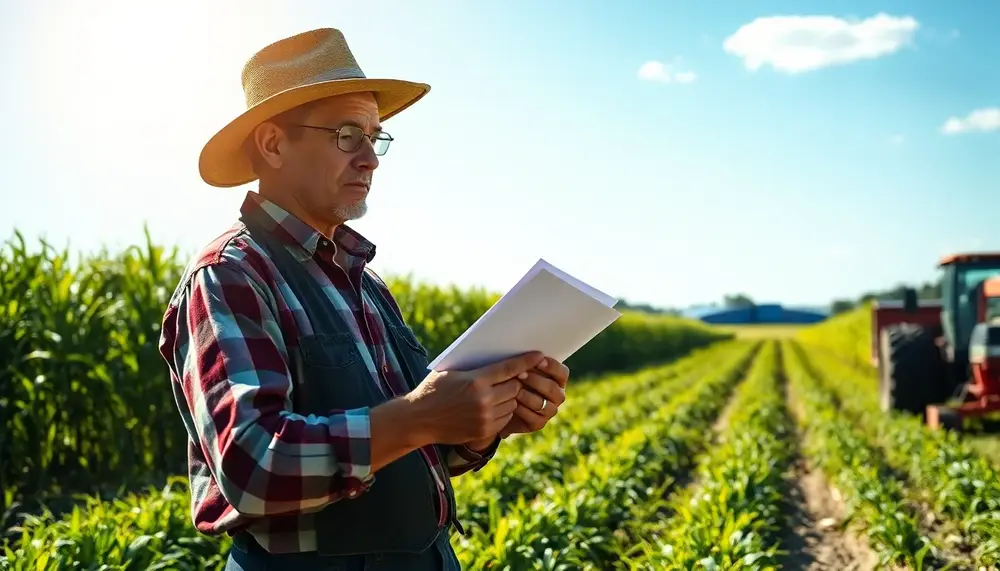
[1,0,998,309]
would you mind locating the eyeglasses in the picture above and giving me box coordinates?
[291,124,393,156]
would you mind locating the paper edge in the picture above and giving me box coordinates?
[426,258,620,370]
[536,259,618,307]
[426,259,548,370]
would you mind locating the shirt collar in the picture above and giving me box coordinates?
[240,191,376,263]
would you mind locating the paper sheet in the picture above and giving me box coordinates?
[427,259,623,371]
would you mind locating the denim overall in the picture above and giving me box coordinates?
[225,216,464,570]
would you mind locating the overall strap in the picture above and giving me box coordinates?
[238,215,352,335]
[361,269,430,379]
[237,215,355,412]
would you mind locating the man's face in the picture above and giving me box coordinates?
[268,92,382,227]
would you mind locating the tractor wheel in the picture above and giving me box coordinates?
[878,324,942,415]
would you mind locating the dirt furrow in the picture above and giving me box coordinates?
[779,455,879,570]
[777,342,879,571]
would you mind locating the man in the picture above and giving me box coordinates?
[157,28,570,570]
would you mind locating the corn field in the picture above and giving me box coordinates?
[0,230,727,519]
[6,335,1000,569]
[6,232,1000,570]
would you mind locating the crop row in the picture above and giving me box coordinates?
[0,341,750,569]
[622,340,793,570]
[452,340,752,531]
[477,338,739,461]
[793,342,1000,566]
[0,343,740,565]
[452,341,762,569]
[0,230,729,511]
[794,303,871,369]
[781,340,937,569]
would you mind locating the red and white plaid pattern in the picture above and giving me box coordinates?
[158,191,494,553]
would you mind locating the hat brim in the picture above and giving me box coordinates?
[198,77,430,188]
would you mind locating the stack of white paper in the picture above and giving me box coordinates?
[427,259,623,372]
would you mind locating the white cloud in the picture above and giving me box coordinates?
[723,13,919,73]
[637,60,697,84]
[888,134,905,146]
[673,71,697,84]
[940,108,1000,135]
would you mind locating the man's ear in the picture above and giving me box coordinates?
[252,122,289,171]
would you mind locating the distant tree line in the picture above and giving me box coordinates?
[617,293,758,316]
[827,279,943,315]
[615,298,683,316]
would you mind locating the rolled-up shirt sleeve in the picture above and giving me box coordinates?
[169,260,373,518]
[440,438,502,476]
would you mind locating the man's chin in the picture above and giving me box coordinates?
[333,200,368,222]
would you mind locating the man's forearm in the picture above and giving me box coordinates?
[204,405,376,517]
[368,396,433,472]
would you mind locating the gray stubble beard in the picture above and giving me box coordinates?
[333,198,368,221]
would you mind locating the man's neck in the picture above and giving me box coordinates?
[257,185,341,241]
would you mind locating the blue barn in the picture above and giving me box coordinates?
[683,304,828,325]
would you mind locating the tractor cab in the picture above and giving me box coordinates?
[936,253,1000,372]
[873,252,1000,430]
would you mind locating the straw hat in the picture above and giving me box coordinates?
[198,27,430,187]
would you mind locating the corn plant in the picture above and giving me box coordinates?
[0,228,184,515]
[625,340,792,570]
[794,303,872,369]
[0,476,229,570]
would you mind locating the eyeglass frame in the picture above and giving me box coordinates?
[289,123,394,156]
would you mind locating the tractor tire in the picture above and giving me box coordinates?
[878,324,943,415]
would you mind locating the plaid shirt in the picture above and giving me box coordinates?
[158,191,497,554]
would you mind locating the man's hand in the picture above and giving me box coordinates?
[399,351,546,447]
[500,357,569,438]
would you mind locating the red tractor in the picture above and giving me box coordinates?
[873,252,1000,430]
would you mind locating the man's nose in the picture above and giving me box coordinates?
[355,137,380,170]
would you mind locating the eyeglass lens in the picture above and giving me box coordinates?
[338,125,391,156]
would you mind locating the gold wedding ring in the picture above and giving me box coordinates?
[538,398,547,412]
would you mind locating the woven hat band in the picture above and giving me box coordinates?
[240,28,367,109]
